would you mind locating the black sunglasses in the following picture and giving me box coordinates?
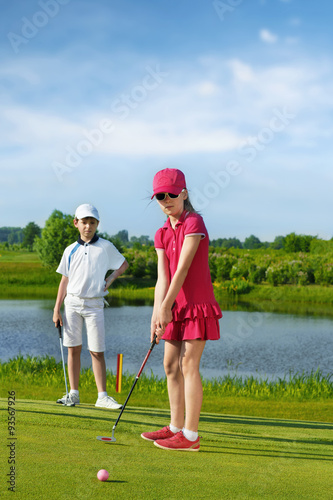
[155,189,185,201]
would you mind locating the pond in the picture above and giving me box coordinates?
[0,300,332,381]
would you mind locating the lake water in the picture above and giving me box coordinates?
[0,300,332,381]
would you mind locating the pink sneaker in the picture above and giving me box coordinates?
[141,426,175,442]
[154,431,200,451]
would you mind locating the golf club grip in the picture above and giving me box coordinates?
[57,322,62,339]
[151,333,157,349]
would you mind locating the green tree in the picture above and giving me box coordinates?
[22,222,41,251]
[114,230,129,244]
[271,235,285,250]
[34,210,78,269]
[210,237,242,249]
[98,232,125,253]
[0,227,23,243]
[130,235,153,246]
[243,235,262,249]
[284,233,315,253]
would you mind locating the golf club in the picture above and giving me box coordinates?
[97,334,157,443]
[57,322,75,407]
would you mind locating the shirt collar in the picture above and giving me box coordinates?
[77,233,99,245]
[161,210,189,230]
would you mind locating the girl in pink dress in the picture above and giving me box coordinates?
[141,168,222,451]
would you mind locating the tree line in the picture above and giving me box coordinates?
[2,214,328,254]
[1,210,332,290]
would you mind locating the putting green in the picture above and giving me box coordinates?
[0,399,332,499]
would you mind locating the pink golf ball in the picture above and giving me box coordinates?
[97,469,109,481]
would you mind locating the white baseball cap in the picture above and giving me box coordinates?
[75,204,100,221]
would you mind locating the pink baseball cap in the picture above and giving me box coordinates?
[151,168,186,199]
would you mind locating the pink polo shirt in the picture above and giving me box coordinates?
[154,211,222,330]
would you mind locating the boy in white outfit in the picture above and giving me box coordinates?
[53,204,128,409]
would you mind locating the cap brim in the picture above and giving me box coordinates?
[75,212,99,221]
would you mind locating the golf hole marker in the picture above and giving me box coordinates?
[116,353,123,393]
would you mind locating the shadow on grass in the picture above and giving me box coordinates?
[202,444,333,461]
[200,413,333,430]
[6,401,333,462]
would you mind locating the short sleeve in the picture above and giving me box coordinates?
[154,228,164,249]
[106,241,126,270]
[183,213,207,238]
[56,249,69,276]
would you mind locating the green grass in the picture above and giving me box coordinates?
[0,249,40,262]
[0,398,332,499]
[1,356,333,422]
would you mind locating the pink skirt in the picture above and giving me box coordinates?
[162,317,220,342]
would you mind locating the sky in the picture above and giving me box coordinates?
[1,0,333,242]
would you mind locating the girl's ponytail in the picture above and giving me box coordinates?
[184,195,198,214]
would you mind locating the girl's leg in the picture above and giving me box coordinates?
[180,340,206,433]
[90,351,107,393]
[68,345,82,390]
[164,340,184,430]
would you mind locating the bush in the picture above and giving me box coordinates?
[314,263,333,285]
[215,254,237,281]
[225,277,254,295]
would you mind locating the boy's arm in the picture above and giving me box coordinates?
[53,275,69,326]
[104,260,129,290]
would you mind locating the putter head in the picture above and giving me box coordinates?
[96,436,116,443]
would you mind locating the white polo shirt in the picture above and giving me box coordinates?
[56,235,125,298]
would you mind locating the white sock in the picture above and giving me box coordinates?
[169,424,182,434]
[70,390,79,396]
[98,391,108,399]
[183,428,198,441]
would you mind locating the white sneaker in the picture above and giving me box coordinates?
[56,393,80,405]
[95,395,122,410]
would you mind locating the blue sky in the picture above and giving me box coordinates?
[1,0,333,241]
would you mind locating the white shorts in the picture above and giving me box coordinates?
[63,295,105,352]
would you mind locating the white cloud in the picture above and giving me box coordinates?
[196,81,219,96]
[228,60,255,83]
[1,56,333,165]
[259,29,278,43]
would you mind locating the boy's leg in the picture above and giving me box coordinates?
[68,345,82,390]
[164,340,185,430]
[90,350,122,409]
[90,351,106,392]
[83,300,106,392]
[84,300,121,409]
[180,339,206,433]
[62,296,84,393]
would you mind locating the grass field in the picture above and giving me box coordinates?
[1,355,332,422]
[0,398,332,499]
